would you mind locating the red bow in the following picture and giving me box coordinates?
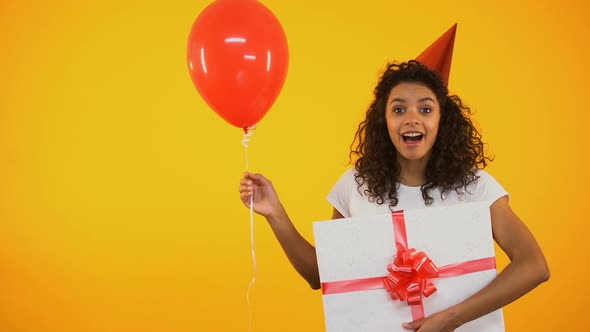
[383,248,439,305]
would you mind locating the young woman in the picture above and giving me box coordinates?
[238,61,549,331]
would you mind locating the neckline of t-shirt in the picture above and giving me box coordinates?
[398,183,423,190]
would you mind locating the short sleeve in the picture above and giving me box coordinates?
[327,168,356,218]
[474,170,509,205]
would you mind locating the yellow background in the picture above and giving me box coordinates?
[1,0,588,331]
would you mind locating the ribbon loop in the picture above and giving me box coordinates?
[383,248,440,305]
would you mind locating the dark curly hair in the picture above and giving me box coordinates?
[350,60,492,209]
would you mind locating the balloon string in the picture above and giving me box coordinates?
[242,127,255,169]
[242,126,256,332]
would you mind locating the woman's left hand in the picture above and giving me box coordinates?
[402,310,461,332]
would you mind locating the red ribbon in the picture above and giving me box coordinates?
[384,248,439,305]
[321,210,496,322]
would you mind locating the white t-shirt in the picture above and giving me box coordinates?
[327,168,508,218]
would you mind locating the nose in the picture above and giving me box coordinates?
[403,108,420,126]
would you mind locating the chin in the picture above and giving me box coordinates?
[402,155,426,161]
[397,151,430,161]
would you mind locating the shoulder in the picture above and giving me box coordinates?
[327,167,360,218]
[341,167,358,182]
[468,169,509,204]
[331,167,359,192]
[473,169,502,187]
[474,169,493,183]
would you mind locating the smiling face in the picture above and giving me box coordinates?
[386,82,441,163]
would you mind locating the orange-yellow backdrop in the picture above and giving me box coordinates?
[1,0,588,331]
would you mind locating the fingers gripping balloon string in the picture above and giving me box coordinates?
[243,126,256,332]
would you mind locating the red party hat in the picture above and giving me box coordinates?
[415,24,457,86]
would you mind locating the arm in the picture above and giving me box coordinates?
[266,205,320,289]
[239,172,344,290]
[265,208,344,290]
[404,196,550,331]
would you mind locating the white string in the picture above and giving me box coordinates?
[242,126,256,332]
[242,127,254,169]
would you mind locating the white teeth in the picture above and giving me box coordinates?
[402,132,423,137]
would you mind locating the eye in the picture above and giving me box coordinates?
[393,107,405,114]
[420,107,433,114]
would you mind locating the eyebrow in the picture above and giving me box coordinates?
[390,97,436,104]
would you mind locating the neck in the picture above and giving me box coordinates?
[397,155,429,187]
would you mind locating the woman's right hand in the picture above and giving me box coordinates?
[239,172,283,218]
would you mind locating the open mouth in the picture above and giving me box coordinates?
[401,132,424,143]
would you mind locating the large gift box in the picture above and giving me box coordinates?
[313,201,505,332]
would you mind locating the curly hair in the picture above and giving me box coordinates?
[350,60,492,209]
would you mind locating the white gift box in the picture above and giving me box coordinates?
[313,201,504,332]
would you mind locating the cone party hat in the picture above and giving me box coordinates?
[415,24,457,86]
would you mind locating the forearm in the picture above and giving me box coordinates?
[447,254,549,327]
[266,205,321,289]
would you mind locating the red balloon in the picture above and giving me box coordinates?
[187,0,289,130]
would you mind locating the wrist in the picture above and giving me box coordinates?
[265,203,286,224]
[444,305,465,329]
